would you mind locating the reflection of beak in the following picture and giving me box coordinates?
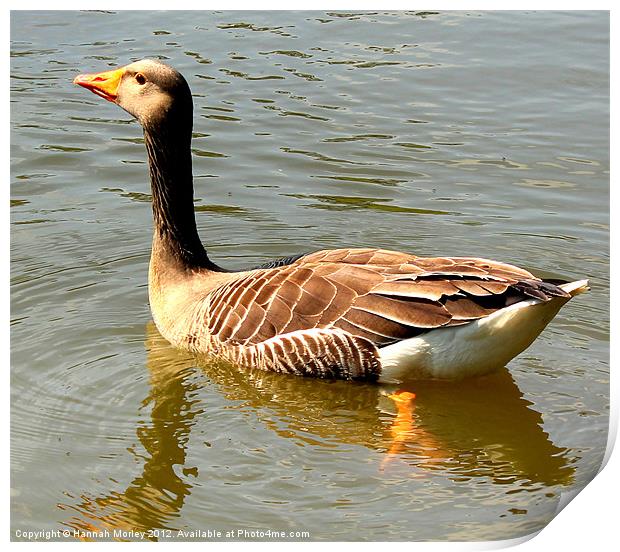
[73,67,125,102]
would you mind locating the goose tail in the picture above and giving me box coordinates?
[557,279,590,297]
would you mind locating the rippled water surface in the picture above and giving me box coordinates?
[11,10,609,541]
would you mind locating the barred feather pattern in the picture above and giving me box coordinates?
[173,248,569,380]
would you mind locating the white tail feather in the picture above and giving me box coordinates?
[559,279,589,297]
[379,279,588,383]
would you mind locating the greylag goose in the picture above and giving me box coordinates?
[74,59,588,383]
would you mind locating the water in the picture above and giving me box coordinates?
[10,10,609,541]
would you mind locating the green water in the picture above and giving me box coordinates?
[11,10,609,541]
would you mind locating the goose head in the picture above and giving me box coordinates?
[73,59,192,128]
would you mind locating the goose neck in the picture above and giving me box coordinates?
[143,118,217,271]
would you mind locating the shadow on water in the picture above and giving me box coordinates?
[59,323,574,540]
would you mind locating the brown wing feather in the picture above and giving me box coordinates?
[205,248,566,349]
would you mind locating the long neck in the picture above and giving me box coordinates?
[143,111,219,271]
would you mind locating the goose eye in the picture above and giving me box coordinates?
[135,73,146,85]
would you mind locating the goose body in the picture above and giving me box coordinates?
[74,59,588,383]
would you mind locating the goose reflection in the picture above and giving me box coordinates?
[59,326,203,540]
[60,322,574,539]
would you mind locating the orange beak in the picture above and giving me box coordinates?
[73,67,125,102]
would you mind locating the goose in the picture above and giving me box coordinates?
[73,59,588,383]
